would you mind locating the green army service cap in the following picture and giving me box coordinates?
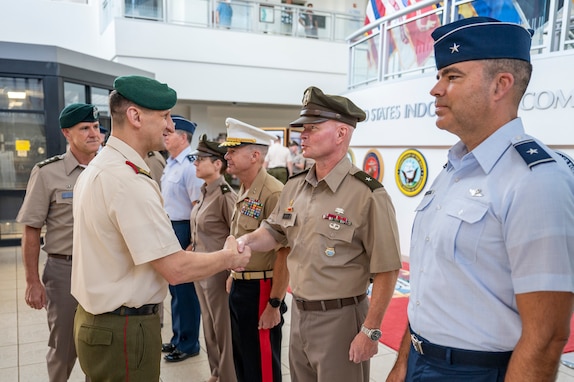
[113,75,177,110]
[59,103,99,129]
[192,134,228,160]
[289,86,366,128]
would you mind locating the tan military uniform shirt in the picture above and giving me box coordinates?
[230,167,283,271]
[71,136,182,315]
[16,150,84,256]
[263,156,401,300]
[190,176,236,253]
[144,151,166,186]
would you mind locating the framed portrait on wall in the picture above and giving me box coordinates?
[262,127,287,145]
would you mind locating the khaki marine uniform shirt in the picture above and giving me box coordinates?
[16,150,84,256]
[71,136,182,315]
[230,167,283,271]
[262,156,402,300]
[144,151,166,186]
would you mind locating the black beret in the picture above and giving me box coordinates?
[59,103,99,129]
[289,86,366,128]
[113,75,177,110]
[172,115,197,134]
[192,134,228,159]
[432,17,533,70]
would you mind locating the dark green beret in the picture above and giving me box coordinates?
[289,86,366,128]
[192,134,227,159]
[59,103,99,129]
[113,75,177,110]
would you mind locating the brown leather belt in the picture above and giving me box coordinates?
[231,270,274,280]
[48,254,72,261]
[294,293,367,311]
[108,304,159,316]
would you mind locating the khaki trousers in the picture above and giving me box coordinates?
[289,297,370,382]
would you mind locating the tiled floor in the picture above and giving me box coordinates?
[1,245,573,381]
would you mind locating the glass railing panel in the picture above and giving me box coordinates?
[350,33,381,87]
[168,0,210,27]
[124,0,164,21]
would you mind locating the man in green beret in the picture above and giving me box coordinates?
[235,86,402,382]
[71,75,250,381]
[16,102,100,381]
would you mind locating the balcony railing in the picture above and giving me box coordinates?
[346,0,574,89]
[101,0,363,42]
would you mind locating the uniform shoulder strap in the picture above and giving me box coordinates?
[220,184,232,194]
[512,139,555,169]
[37,154,64,168]
[125,161,152,179]
[352,170,383,192]
[288,169,309,180]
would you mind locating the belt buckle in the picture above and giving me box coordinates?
[410,334,424,355]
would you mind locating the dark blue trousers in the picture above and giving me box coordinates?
[168,220,201,355]
[406,346,507,382]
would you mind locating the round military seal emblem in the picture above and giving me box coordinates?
[395,149,427,196]
[362,149,384,182]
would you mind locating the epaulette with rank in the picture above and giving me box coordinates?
[288,169,309,179]
[352,170,383,192]
[147,151,155,157]
[513,139,555,169]
[186,154,194,162]
[37,154,64,168]
[220,184,231,194]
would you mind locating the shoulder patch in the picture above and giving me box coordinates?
[513,139,555,169]
[37,154,64,168]
[352,170,383,191]
[220,184,231,194]
[555,151,574,175]
[288,169,309,180]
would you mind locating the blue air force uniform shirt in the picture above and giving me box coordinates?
[408,118,574,352]
[161,146,203,221]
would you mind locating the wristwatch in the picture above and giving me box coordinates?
[268,298,281,308]
[360,324,382,341]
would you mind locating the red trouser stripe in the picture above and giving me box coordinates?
[123,315,130,382]
[258,279,273,381]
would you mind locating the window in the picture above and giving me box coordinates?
[0,77,45,190]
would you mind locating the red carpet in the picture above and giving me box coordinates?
[377,262,574,354]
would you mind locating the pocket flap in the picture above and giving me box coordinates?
[446,199,488,224]
[78,325,113,346]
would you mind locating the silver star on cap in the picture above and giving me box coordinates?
[450,43,460,53]
[527,148,538,155]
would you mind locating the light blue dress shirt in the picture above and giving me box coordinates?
[161,146,203,221]
[408,118,574,351]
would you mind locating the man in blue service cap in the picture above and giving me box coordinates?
[71,75,250,381]
[17,102,100,382]
[161,115,204,362]
[387,17,574,382]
